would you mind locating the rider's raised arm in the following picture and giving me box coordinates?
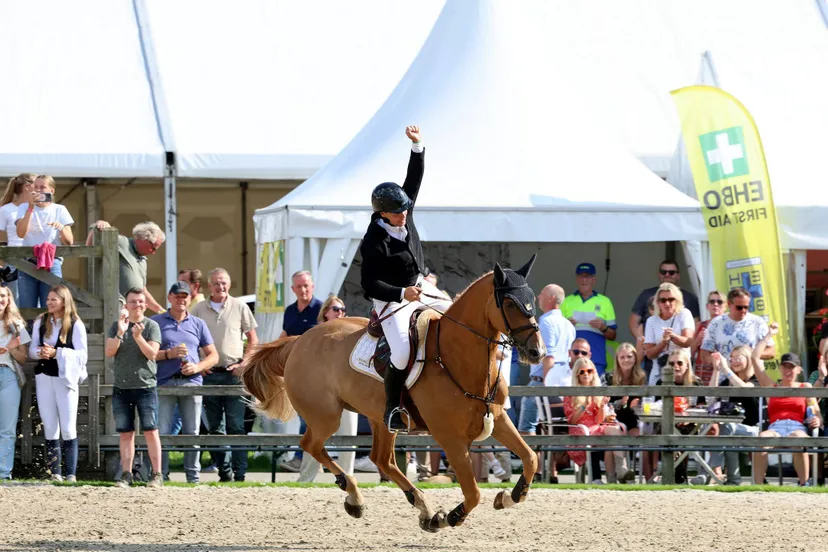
[402,125,425,206]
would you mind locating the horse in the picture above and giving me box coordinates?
[240,255,546,531]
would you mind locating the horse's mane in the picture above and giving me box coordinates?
[451,271,493,303]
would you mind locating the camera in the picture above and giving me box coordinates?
[0,266,18,283]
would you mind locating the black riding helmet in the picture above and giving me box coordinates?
[371,182,412,214]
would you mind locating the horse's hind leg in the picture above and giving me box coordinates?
[369,422,445,532]
[490,412,535,510]
[300,425,366,519]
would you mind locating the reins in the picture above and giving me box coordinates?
[370,283,538,416]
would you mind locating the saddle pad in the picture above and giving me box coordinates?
[349,311,439,389]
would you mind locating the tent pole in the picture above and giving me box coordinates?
[240,181,249,295]
[163,152,177,304]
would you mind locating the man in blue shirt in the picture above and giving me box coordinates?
[277,270,322,472]
[279,270,323,338]
[152,281,219,483]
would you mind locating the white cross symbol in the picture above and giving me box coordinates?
[706,132,744,175]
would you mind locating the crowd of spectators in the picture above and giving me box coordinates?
[1,171,825,486]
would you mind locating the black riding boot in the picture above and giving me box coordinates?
[383,365,408,432]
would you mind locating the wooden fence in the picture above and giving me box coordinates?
[3,238,828,482]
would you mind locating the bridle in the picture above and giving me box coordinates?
[417,280,539,413]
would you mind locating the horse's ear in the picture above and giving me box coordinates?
[493,263,506,285]
[515,253,537,279]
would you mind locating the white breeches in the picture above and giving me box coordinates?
[35,374,78,440]
[373,278,453,369]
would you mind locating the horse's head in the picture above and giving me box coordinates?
[489,254,546,364]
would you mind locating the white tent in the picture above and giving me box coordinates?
[143,0,445,180]
[0,0,165,177]
[253,0,708,338]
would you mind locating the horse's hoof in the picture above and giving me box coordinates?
[344,500,366,519]
[494,489,516,510]
[423,509,447,532]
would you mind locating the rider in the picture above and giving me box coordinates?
[360,125,452,431]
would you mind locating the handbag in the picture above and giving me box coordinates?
[7,321,26,388]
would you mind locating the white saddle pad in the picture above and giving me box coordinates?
[349,310,440,389]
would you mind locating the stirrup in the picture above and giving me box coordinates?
[386,406,411,434]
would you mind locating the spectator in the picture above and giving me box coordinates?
[277,270,322,472]
[278,270,322,339]
[191,268,258,483]
[691,290,725,387]
[563,358,630,484]
[15,176,73,309]
[317,295,347,323]
[179,269,205,312]
[561,262,616,375]
[0,286,31,480]
[809,343,828,485]
[654,348,698,483]
[105,287,163,488]
[0,173,35,305]
[700,287,775,364]
[629,259,701,339]
[643,283,695,386]
[604,342,647,482]
[703,346,760,485]
[86,220,166,313]
[515,284,574,480]
[751,325,821,486]
[29,285,87,482]
[152,282,218,484]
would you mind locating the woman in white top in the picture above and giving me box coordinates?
[29,285,88,482]
[643,282,695,386]
[0,174,35,305]
[15,175,74,309]
[0,286,31,480]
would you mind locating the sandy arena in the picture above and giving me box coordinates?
[1,485,826,551]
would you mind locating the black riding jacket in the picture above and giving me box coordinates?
[360,148,428,303]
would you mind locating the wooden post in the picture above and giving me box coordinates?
[20,372,34,464]
[87,374,100,467]
[101,229,120,439]
[660,365,676,484]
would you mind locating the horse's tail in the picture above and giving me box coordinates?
[239,336,299,421]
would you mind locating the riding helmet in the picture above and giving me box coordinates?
[371,182,412,214]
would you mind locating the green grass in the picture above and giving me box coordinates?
[23,480,827,492]
[167,451,276,471]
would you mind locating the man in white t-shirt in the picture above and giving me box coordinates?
[14,176,74,308]
[700,287,775,362]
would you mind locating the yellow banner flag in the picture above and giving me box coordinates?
[256,241,285,313]
[671,85,788,357]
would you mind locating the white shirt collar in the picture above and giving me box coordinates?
[377,219,408,242]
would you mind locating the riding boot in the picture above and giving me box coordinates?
[383,365,408,431]
[62,438,79,478]
[45,439,62,478]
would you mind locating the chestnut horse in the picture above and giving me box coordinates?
[240,255,545,531]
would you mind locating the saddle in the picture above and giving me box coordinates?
[367,307,435,432]
[367,307,425,377]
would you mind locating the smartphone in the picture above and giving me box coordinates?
[40,192,53,203]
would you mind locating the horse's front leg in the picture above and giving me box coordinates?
[368,422,443,532]
[440,440,482,528]
[490,412,535,510]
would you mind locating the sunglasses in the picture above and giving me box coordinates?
[658,297,676,304]
[578,369,595,376]
[708,299,724,305]
[571,349,590,356]
[659,269,678,276]
[733,304,750,311]
[329,306,346,313]
[668,360,684,367]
